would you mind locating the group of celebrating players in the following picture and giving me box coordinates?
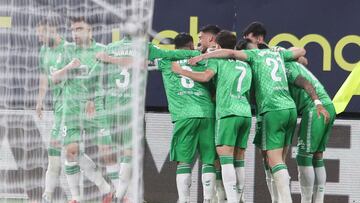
[36,15,336,203]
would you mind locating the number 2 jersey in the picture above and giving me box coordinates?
[243,49,296,114]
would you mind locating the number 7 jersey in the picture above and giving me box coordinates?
[243,49,296,114]
[207,59,252,119]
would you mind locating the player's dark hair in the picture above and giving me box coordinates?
[258,43,269,49]
[235,38,252,50]
[174,32,193,49]
[200,24,222,35]
[215,30,236,49]
[69,16,93,25]
[242,21,267,39]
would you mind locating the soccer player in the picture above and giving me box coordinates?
[238,38,333,203]
[172,30,251,203]
[36,18,69,202]
[198,24,222,53]
[51,17,113,203]
[242,22,333,203]
[286,61,335,203]
[158,33,217,203]
[188,42,306,203]
[94,36,201,201]
[196,24,227,202]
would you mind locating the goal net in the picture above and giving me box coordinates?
[0,0,154,202]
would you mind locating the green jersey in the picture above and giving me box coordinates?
[104,38,134,106]
[158,58,214,122]
[148,43,200,61]
[244,49,296,114]
[286,62,332,113]
[103,41,202,106]
[207,59,252,119]
[62,41,105,114]
[39,39,70,114]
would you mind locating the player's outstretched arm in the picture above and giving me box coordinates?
[51,58,81,84]
[294,75,330,123]
[96,52,133,66]
[288,47,306,59]
[36,73,48,119]
[188,49,248,65]
[171,62,215,82]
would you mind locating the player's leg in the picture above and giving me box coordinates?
[296,109,316,203]
[215,116,238,203]
[264,109,296,203]
[312,104,336,203]
[63,127,82,202]
[214,159,226,202]
[82,124,112,201]
[96,111,119,191]
[253,117,279,203]
[110,113,133,201]
[198,118,216,203]
[171,119,198,203]
[234,116,251,203]
[43,116,62,202]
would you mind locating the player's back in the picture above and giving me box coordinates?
[207,58,252,119]
[286,61,332,113]
[158,58,214,122]
[244,48,296,114]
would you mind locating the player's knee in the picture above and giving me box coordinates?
[234,148,246,160]
[123,149,132,157]
[99,145,116,164]
[313,152,323,160]
[47,156,61,175]
[216,145,234,156]
[65,143,79,161]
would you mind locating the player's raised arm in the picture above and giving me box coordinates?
[51,58,80,84]
[188,49,248,65]
[96,51,133,66]
[171,62,215,82]
[288,47,306,60]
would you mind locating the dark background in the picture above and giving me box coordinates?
[146,0,360,115]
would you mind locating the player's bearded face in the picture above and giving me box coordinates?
[71,22,92,46]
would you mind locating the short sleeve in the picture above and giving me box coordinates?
[280,50,294,62]
[243,50,256,64]
[206,59,218,74]
[285,62,301,84]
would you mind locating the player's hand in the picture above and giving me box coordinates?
[188,55,203,66]
[96,52,110,63]
[69,58,81,69]
[86,101,96,119]
[36,102,43,119]
[316,104,330,124]
[171,62,182,74]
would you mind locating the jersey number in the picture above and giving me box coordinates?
[234,66,247,93]
[266,57,286,82]
[116,69,130,88]
[180,66,194,88]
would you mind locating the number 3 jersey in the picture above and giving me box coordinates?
[243,49,296,114]
[158,58,215,122]
[206,59,252,119]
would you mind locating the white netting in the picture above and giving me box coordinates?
[0,0,153,202]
